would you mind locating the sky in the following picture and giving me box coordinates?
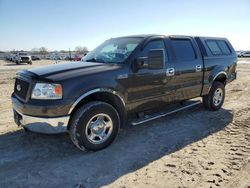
[0,0,249,51]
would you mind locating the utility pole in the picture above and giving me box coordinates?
[69,48,71,60]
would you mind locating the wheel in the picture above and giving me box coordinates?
[202,81,225,111]
[29,61,32,65]
[69,101,120,151]
[16,61,20,65]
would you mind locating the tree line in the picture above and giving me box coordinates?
[28,46,89,55]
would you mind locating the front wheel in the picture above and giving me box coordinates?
[202,81,225,111]
[69,101,120,151]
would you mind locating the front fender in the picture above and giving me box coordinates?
[68,88,126,114]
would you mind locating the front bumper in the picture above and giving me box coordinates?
[20,57,31,62]
[14,110,70,134]
[11,93,71,134]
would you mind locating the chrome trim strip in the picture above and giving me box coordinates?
[213,71,228,81]
[16,110,70,134]
[131,101,201,126]
[68,88,125,114]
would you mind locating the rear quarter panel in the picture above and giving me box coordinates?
[197,37,237,95]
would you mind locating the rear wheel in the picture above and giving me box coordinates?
[203,81,225,111]
[69,101,120,151]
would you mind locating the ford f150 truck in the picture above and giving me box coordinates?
[11,35,237,151]
[13,52,32,65]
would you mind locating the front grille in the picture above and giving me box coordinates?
[14,78,30,100]
[21,57,29,61]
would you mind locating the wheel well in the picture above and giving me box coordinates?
[214,73,227,85]
[68,92,127,129]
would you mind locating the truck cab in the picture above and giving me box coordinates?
[11,35,237,151]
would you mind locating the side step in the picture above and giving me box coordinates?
[131,100,201,126]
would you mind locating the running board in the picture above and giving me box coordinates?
[131,100,201,126]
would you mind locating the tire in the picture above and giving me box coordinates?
[23,126,30,132]
[69,101,120,151]
[29,61,32,65]
[202,81,225,111]
[16,61,20,65]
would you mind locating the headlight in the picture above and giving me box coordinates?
[31,83,62,99]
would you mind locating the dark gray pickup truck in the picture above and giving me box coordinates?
[11,35,237,151]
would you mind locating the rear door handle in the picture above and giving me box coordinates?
[196,65,202,72]
[166,68,175,76]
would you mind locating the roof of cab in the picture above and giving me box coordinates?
[112,34,229,41]
[112,34,164,39]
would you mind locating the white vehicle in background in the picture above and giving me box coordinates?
[53,55,63,60]
[5,53,12,61]
[8,53,17,61]
[242,51,250,57]
[236,51,244,57]
[13,52,32,65]
[48,54,63,60]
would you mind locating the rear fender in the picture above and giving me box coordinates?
[207,66,228,93]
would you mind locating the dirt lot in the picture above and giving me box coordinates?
[0,59,249,188]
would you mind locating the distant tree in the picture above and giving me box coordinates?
[39,47,48,55]
[75,46,88,54]
[31,48,39,53]
[38,47,48,59]
[60,50,68,53]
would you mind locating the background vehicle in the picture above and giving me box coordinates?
[5,53,12,61]
[64,56,74,60]
[73,55,82,61]
[11,35,237,151]
[236,51,244,57]
[242,51,250,57]
[13,52,32,65]
[31,55,41,60]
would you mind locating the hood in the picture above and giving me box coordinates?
[27,61,121,81]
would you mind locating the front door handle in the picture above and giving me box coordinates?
[166,68,175,76]
[196,65,202,72]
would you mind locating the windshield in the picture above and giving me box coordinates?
[82,37,142,64]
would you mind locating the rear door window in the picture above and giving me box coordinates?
[171,39,196,61]
[217,40,231,55]
[206,40,222,55]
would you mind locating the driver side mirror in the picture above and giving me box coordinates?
[132,49,165,72]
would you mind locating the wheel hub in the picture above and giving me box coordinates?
[91,121,105,134]
[213,88,223,106]
[85,113,113,144]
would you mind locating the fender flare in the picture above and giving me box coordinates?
[211,71,228,82]
[68,88,126,114]
[207,71,228,93]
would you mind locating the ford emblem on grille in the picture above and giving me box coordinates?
[16,84,21,91]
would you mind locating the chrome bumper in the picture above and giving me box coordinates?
[14,110,70,134]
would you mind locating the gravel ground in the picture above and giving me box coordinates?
[0,59,249,188]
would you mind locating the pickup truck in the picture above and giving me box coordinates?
[13,52,32,65]
[11,35,237,151]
